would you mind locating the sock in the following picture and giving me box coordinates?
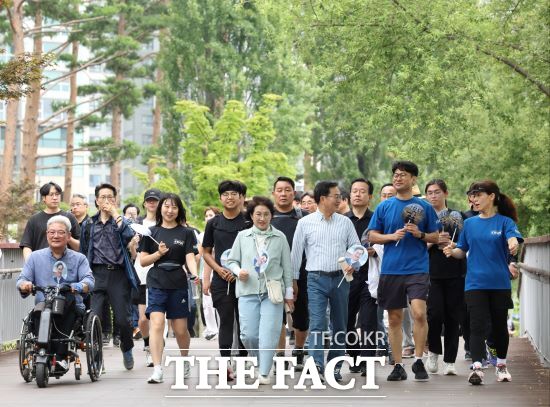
[497,358,506,366]
[154,365,162,373]
[415,356,422,361]
[143,336,149,347]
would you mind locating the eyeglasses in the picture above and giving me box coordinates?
[47,230,67,237]
[426,190,443,196]
[221,192,240,198]
[46,192,61,198]
[98,195,115,201]
[253,212,271,219]
[392,172,409,179]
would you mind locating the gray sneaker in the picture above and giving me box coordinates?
[123,349,134,370]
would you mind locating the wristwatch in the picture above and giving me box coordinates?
[419,232,425,240]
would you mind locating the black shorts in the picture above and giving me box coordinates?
[464,289,513,311]
[378,273,430,310]
[291,273,309,331]
[132,285,147,306]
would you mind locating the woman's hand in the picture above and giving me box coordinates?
[284,299,295,313]
[508,237,519,256]
[158,241,169,256]
[238,269,249,282]
[437,232,451,249]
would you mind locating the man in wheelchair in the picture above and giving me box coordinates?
[17,215,95,372]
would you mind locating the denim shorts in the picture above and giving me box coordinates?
[146,287,190,320]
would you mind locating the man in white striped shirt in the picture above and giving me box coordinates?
[291,181,359,382]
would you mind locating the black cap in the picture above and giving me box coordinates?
[143,189,162,201]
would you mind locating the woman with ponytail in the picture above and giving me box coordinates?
[444,180,523,386]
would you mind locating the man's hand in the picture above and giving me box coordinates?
[19,281,33,294]
[202,280,211,296]
[101,202,119,219]
[343,263,354,275]
[404,223,421,238]
[71,282,84,293]
[217,267,236,282]
[238,269,249,282]
[393,228,406,242]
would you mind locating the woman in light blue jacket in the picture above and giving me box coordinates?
[226,196,294,384]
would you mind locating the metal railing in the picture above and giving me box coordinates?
[518,235,550,367]
[0,268,34,349]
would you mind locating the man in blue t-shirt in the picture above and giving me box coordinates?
[367,161,439,382]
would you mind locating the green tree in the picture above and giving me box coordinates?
[290,0,549,234]
[175,95,294,215]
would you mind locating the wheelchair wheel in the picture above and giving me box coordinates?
[36,363,49,388]
[18,311,35,383]
[84,312,103,382]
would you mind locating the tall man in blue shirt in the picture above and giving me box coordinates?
[17,215,94,370]
[80,183,139,370]
[367,161,439,382]
[291,181,358,382]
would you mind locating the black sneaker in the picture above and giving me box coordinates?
[349,365,362,373]
[387,364,407,381]
[292,348,305,371]
[412,359,429,381]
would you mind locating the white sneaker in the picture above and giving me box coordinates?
[443,362,457,375]
[184,363,191,378]
[148,368,163,384]
[426,351,439,373]
[144,346,153,367]
[496,364,512,382]
[258,375,271,385]
[468,367,484,385]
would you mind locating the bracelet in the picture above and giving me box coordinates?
[419,232,425,240]
[115,216,122,222]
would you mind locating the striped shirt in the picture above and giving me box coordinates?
[291,210,360,279]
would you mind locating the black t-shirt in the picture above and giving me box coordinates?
[141,225,196,289]
[271,208,309,248]
[345,209,373,274]
[201,212,249,288]
[272,207,309,278]
[20,210,81,251]
[429,209,466,279]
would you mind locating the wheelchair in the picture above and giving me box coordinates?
[18,285,103,388]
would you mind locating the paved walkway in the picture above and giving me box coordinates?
[1,336,548,406]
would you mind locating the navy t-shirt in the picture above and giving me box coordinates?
[457,214,523,291]
[367,196,439,275]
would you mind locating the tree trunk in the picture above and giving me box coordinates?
[64,41,79,203]
[148,68,164,183]
[20,3,43,191]
[110,11,126,191]
[0,0,25,196]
